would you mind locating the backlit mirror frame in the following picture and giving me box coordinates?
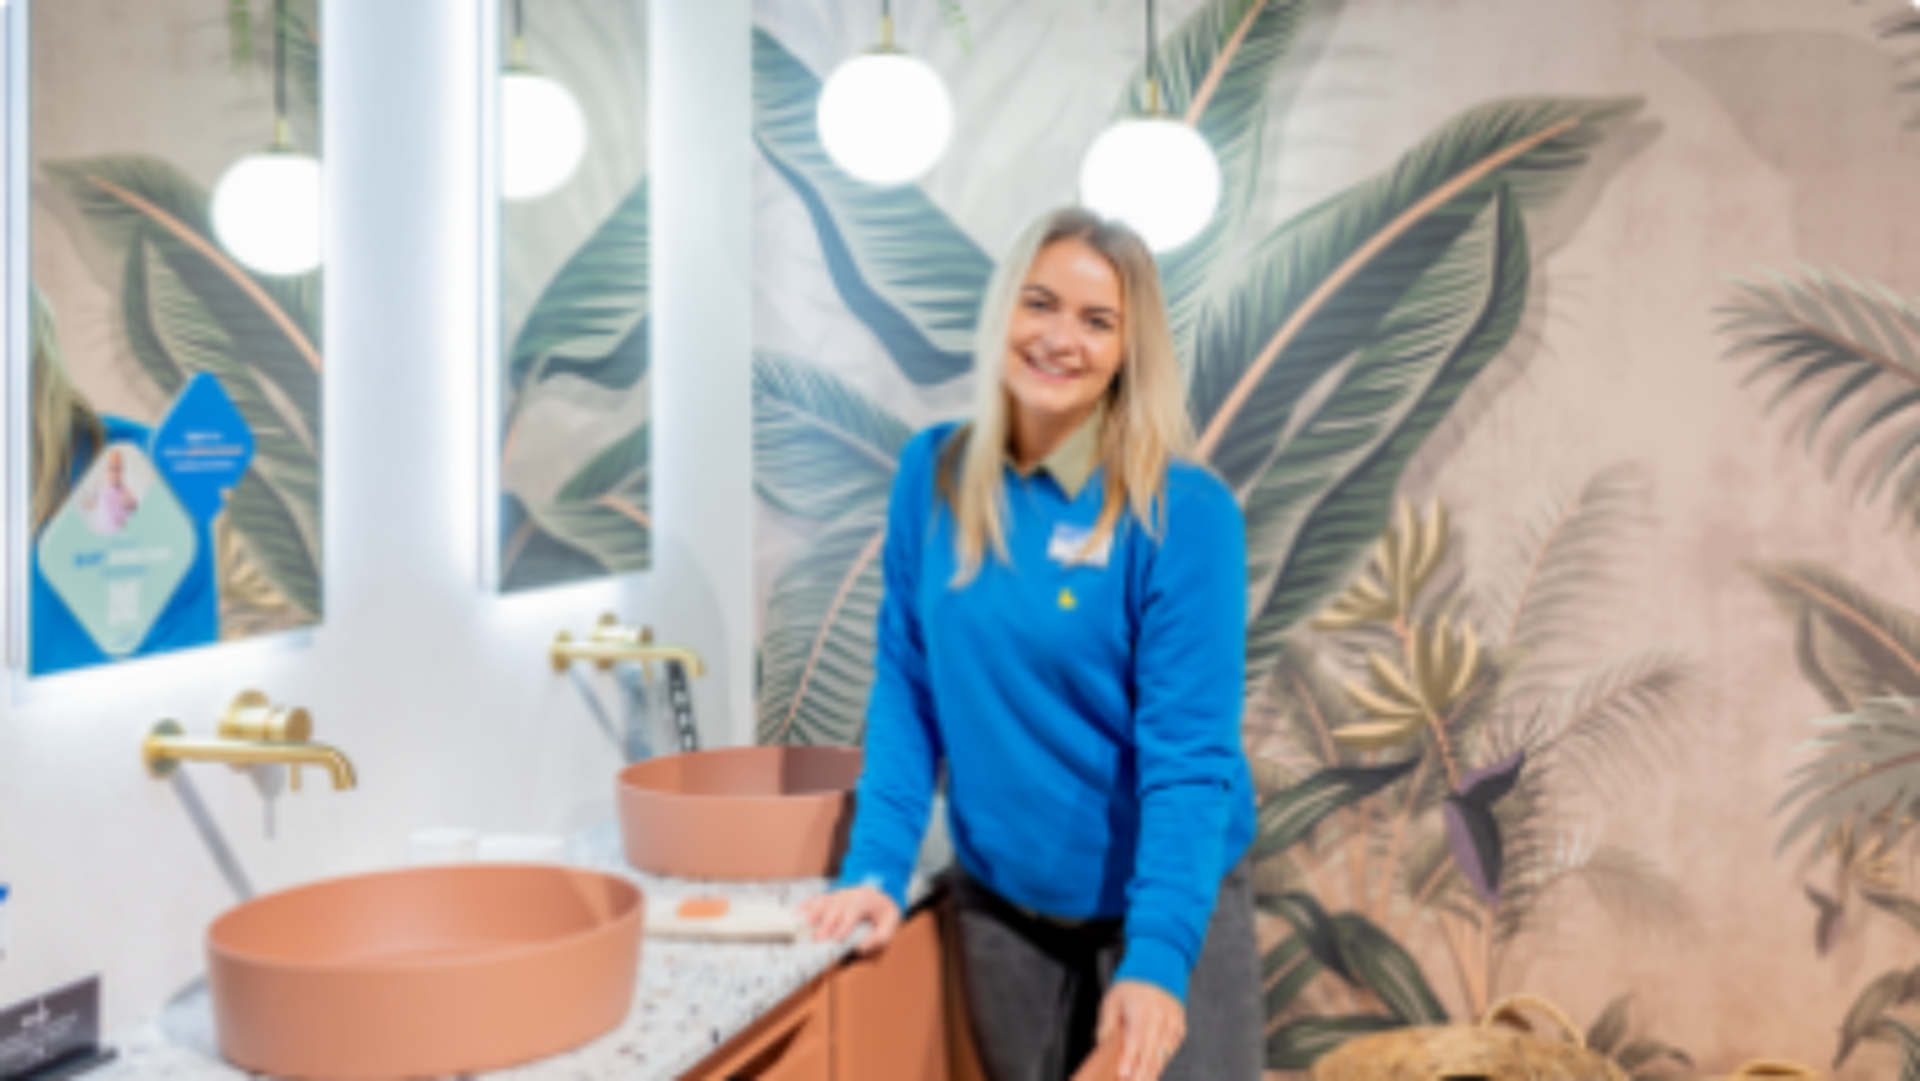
[482,0,652,593]
[9,0,326,679]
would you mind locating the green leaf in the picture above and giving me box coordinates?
[228,471,320,618]
[1719,267,1920,523]
[1586,994,1633,1057]
[1751,561,1920,712]
[1113,0,1311,344]
[509,177,650,396]
[45,156,321,440]
[1869,1016,1920,1081]
[1257,891,1351,982]
[1249,757,1418,861]
[556,422,650,505]
[1329,911,1449,1025]
[1863,890,1920,936]
[1266,1014,1401,1071]
[754,354,914,523]
[1775,698,1920,855]
[1239,186,1528,691]
[1189,95,1639,488]
[500,494,605,590]
[752,29,989,386]
[757,502,889,746]
[1837,968,1912,1067]
[508,420,652,588]
[1262,935,1321,1017]
[45,154,324,616]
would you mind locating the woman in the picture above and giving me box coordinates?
[798,207,1259,1081]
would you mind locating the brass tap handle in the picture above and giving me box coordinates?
[219,690,312,744]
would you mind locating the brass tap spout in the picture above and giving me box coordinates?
[144,720,358,791]
[551,614,706,676]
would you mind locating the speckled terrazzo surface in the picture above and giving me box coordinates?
[96,824,936,1080]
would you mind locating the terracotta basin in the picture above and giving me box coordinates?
[207,864,643,1079]
[617,746,863,879]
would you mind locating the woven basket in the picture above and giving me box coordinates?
[1312,994,1629,1081]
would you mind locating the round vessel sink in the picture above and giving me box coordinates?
[207,864,642,1078]
[617,746,863,879]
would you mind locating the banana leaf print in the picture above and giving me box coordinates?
[754,355,911,745]
[753,33,989,386]
[499,176,652,590]
[43,154,322,621]
[753,0,1636,751]
[755,1,1646,1068]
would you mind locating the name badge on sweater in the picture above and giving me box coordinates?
[1048,524,1111,569]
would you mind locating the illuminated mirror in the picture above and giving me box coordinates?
[490,0,651,591]
[17,0,324,677]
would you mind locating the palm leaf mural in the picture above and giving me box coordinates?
[1112,0,1311,341]
[1256,468,1692,1050]
[753,356,904,745]
[499,175,652,589]
[42,154,322,619]
[752,31,990,387]
[1776,698,1920,856]
[1720,266,1920,525]
[752,1,1646,1068]
[755,353,914,523]
[1752,560,1920,712]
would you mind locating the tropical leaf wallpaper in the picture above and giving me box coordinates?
[29,0,322,671]
[750,0,1920,1075]
[496,0,651,591]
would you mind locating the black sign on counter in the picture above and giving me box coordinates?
[0,976,116,1080]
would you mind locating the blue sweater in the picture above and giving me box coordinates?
[838,423,1256,1003]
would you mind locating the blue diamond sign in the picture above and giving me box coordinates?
[149,372,255,525]
[36,443,198,657]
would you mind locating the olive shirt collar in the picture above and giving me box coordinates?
[1008,403,1105,501]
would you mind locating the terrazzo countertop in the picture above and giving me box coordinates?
[94,824,940,1080]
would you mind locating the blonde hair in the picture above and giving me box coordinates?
[938,207,1194,584]
[30,287,104,533]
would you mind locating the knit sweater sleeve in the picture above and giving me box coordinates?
[1116,468,1248,1003]
[833,427,947,911]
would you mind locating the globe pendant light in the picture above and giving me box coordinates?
[1078,0,1221,252]
[501,0,587,201]
[817,1,954,186]
[210,0,322,276]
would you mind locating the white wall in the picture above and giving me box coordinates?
[0,0,752,1031]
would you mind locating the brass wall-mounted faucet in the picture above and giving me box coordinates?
[550,613,706,677]
[144,690,357,791]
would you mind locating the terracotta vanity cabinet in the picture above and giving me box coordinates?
[831,901,949,1080]
[681,981,831,1081]
[680,893,987,1081]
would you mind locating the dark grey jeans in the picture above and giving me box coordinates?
[949,860,1261,1081]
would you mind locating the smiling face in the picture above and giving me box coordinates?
[1001,237,1127,459]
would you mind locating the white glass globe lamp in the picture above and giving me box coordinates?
[501,68,588,200]
[817,28,953,185]
[1078,115,1221,252]
[210,141,323,277]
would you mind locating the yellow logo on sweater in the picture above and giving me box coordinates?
[1058,587,1077,611]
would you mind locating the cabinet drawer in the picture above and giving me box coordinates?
[682,981,830,1081]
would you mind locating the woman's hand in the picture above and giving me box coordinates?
[1094,980,1186,1081]
[794,885,901,956]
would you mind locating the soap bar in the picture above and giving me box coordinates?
[645,896,802,943]
[676,896,730,920]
